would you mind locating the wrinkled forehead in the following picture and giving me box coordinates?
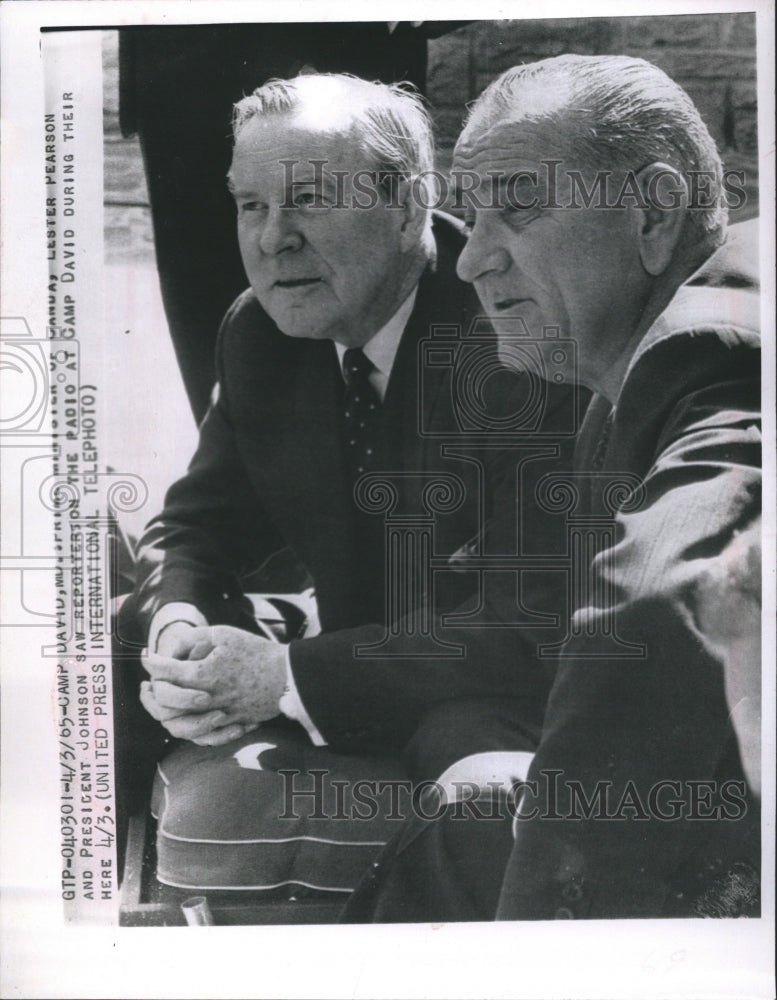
[454,116,572,174]
[451,114,620,212]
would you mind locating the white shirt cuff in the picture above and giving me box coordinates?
[279,646,327,746]
[149,602,207,652]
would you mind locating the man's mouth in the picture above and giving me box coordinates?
[494,297,531,311]
[274,278,322,289]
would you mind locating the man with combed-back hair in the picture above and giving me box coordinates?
[451,53,761,919]
[129,73,579,920]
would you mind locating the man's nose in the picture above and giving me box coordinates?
[456,219,509,284]
[259,207,302,255]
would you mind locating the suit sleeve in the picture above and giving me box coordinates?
[132,319,287,640]
[497,368,761,919]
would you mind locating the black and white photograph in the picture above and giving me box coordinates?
[1,2,774,997]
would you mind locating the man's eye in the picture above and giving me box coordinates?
[295,190,330,209]
[503,203,541,228]
[239,201,265,214]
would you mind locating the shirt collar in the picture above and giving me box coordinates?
[334,287,418,382]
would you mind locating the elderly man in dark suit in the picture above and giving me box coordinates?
[130,73,578,919]
[452,53,761,920]
[119,23,472,420]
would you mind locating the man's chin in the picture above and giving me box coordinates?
[488,307,546,339]
[265,309,334,341]
[276,325,332,341]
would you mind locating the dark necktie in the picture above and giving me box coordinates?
[342,347,383,478]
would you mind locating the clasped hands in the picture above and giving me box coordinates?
[140,623,287,746]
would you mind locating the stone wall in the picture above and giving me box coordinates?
[428,14,758,216]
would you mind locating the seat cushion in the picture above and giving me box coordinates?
[151,717,409,895]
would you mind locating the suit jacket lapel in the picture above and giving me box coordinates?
[383,251,471,474]
[291,339,355,548]
[383,288,429,473]
[243,337,357,610]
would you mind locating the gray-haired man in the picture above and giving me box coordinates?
[453,54,760,919]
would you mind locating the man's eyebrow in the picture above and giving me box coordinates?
[496,172,535,190]
[284,173,328,187]
[285,178,320,188]
[225,175,262,199]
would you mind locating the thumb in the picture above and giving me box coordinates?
[156,622,203,659]
[187,638,215,661]
[183,625,218,661]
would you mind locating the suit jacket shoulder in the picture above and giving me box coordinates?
[610,221,760,476]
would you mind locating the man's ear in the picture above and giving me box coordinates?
[633,163,688,275]
[396,176,427,251]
